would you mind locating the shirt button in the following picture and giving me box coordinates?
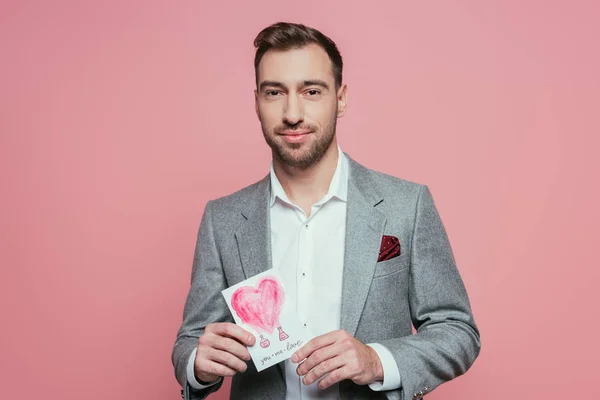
[301,272,306,277]
[303,323,307,327]
[305,224,308,229]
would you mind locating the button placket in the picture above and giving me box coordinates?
[296,218,309,329]
[298,216,314,335]
[297,218,311,398]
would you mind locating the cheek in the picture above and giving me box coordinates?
[306,103,337,128]
[258,107,280,128]
[259,103,283,120]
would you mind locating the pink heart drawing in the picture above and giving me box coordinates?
[231,277,284,335]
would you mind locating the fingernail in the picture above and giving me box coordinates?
[291,354,298,363]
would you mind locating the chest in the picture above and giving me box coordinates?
[270,201,348,335]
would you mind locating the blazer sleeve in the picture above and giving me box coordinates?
[378,185,481,400]
[171,200,232,400]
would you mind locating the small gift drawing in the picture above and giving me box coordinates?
[222,270,308,372]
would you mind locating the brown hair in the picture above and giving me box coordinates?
[253,22,343,89]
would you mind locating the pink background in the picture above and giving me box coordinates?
[1,1,599,399]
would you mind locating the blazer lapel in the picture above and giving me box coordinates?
[235,175,273,280]
[340,156,387,337]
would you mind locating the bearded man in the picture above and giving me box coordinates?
[172,22,480,400]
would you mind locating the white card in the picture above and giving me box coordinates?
[222,269,308,372]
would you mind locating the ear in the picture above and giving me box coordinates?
[336,84,348,118]
[254,89,260,119]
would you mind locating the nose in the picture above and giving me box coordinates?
[283,93,304,125]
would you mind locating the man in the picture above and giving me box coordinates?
[172,22,480,400]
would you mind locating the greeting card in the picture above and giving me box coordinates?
[222,269,308,372]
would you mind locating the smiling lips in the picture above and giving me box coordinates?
[279,130,311,143]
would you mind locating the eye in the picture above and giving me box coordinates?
[265,90,281,97]
[306,89,321,96]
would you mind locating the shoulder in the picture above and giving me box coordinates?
[346,154,427,201]
[203,174,269,220]
[347,155,441,223]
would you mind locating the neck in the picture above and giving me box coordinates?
[272,140,339,209]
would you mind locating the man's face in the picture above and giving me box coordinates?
[255,43,347,169]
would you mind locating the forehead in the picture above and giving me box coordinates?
[257,43,334,86]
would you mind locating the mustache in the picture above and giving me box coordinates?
[274,123,318,134]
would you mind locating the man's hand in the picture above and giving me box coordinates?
[194,322,256,383]
[291,330,384,389]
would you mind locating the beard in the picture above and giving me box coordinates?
[260,114,337,170]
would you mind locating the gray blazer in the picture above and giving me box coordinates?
[172,154,480,400]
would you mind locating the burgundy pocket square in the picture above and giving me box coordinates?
[378,235,401,262]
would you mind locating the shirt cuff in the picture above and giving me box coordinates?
[186,347,222,390]
[366,343,402,391]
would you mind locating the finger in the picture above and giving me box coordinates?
[296,343,341,376]
[209,322,256,346]
[199,359,237,378]
[206,334,252,361]
[302,355,345,386]
[318,366,351,390]
[292,331,338,363]
[206,348,248,373]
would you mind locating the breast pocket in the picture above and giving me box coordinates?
[372,252,410,279]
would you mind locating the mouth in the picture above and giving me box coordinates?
[278,130,312,143]
[279,130,312,136]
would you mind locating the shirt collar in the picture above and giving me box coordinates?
[269,146,348,208]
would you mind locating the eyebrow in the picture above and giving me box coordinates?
[259,79,330,92]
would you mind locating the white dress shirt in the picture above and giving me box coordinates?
[187,147,401,397]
